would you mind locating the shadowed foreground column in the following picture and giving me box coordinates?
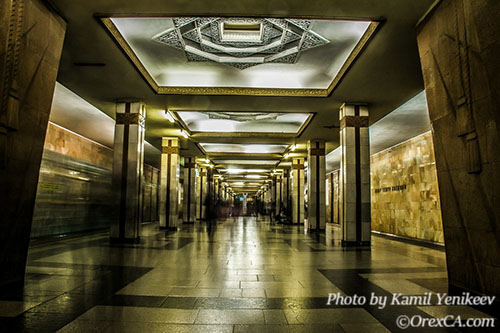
[417,0,500,296]
[339,103,370,246]
[0,0,66,287]
[159,137,179,230]
[110,102,146,243]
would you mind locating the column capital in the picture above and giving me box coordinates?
[308,140,326,156]
[292,158,305,169]
[161,137,179,154]
[116,102,146,127]
[183,156,196,169]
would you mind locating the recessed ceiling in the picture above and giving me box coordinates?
[103,16,376,95]
[152,17,330,70]
[200,143,288,154]
[48,0,436,195]
[220,167,270,174]
[213,159,279,166]
[175,111,311,134]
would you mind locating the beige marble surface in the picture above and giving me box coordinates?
[370,132,443,243]
[44,123,113,169]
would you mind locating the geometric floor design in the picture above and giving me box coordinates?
[0,217,495,332]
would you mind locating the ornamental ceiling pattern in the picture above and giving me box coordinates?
[153,17,330,69]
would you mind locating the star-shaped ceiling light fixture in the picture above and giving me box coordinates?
[153,17,330,69]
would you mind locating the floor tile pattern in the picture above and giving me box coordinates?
[0,217,496,332]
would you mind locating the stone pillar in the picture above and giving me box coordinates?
[110,102,146,242]
[239,192,245,215]
[417,0,500,296]
[264,183,270,204]
[206,168,214,219]
[291,158,305,224]
[214,177,220,201]
[307,140,326,231]
[183,157,197,223]
[339,103,370,246]
[159,137,180,230]
[282,168,291,221]
[326,171,340,224]
[196,166,208,220]
[275,174,282,216]
[0,0,65,287]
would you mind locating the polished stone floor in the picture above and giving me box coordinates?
[0,217,496,332]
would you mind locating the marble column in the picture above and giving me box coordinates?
[196,166,208,220]
[111,102,146,242]
[282,168,291,222]
[183,157,197,223]
[214,177,220,201]
[264,183,270,204]
[242,193,248,215]
[326,171,340,224]
[0,0,65,287]
[339,103,370,246]
[220,183,225,201]
[206,168,214,219]
[307,140,326,231]
[275,174,282,217]
[291,158,305,224]
[159,137,180,230]
[416,0,500,296]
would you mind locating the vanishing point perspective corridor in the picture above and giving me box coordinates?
[1,0,500,331]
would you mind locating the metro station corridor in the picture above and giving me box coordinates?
[1,0,500,332]
[2,217,463,332]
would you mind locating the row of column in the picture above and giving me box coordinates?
[254,104,371,246]
[111,112,223,241]
[110,101,371,246]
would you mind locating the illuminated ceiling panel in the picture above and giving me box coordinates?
[221,168,270,174]
[175,111,310,134]
[200,143,288,154]
[213,159,279,165]
[102,16,376,95]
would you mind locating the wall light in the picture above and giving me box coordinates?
[165,110,176,123]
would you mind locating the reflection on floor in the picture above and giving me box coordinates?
[0,217,495,332]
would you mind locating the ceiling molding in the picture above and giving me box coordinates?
[170,110,314,137]
[100,17,378,97]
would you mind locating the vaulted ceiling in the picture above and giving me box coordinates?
[51,0,434,194]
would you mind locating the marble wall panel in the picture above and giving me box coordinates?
[44,123,113,168]
[370,132,443,243]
